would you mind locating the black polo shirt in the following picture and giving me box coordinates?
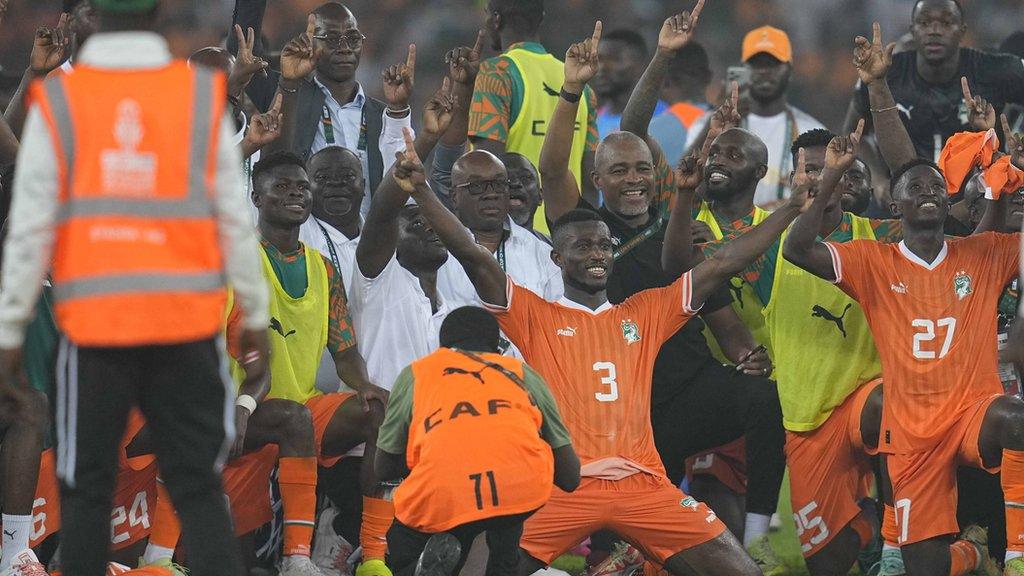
[853,48,1024,159]
[575,197,733,406]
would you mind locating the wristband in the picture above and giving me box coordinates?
[870,105,898,114]
[386,105,412,117]
[236,394,258,414]
[560,88,582,103]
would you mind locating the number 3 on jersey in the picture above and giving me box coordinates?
[593,362,618,402]
[912,317,956,359]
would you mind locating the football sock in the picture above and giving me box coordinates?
[142,480,180,564]
[881,504,899,547]
[948,539,979,575]
[743,513,771,547]
[280,456,318,557]
[0,514,32,569]
[360,496,394,560]
[1003,449,1024,558]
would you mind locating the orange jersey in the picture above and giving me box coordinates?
[827,233,1021,453]
[484,272,697,478]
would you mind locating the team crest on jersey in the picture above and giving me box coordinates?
[954,271,973,300]
[621,320,641,344]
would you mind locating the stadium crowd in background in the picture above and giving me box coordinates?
[1,1,1024,576]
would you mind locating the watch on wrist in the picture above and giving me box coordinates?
[559,88,582,103]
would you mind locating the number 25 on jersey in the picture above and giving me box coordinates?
[912,317,956,359]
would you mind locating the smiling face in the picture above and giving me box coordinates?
[704,128,769,201]
[452,151,510,233]
[396,204,449,271]
[253,164,313,228]
[552,220,614,294]
[500,153,542,227]
[911,0,965,65]
[594,133,656,219]
[890,164,949,229]
[745,53,791,105]
[308,147,364,227]
[314,7,362,83]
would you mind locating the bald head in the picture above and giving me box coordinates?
[595,131,652,172]
[718,128,768,165]
[313,2,356,25]
[189,47,233,72]
[450,150,509,232]
[452,150,507,187]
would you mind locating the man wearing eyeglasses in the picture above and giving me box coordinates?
[264,2,413,221]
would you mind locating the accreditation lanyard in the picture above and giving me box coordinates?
[321,104,370,152]
[613,216,664,261]
[496,240,507,271]
[316,219,343,276]
[743,107,799,200]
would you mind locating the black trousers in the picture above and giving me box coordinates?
[387,511,536,576]
[651,359,786,517]
[54,337,241,576]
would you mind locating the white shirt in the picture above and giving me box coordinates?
[298,217,359,299]
[687,106,825,207]
[0,32,268,347]
[349,255,448,392]
[437,219,564,308]
[309,80,411,219]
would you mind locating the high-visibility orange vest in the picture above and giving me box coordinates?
[394,348,554,532]
[30,62,229,346]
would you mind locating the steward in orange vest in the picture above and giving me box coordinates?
[0,1,269,574]
[375,306,579,576]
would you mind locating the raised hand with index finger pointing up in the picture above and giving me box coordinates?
[657,0,706,54]
[383,44,417,111]
[392,127,427,193]
[280,14,322,81]
[446,30,486,86]
[564,21,603,91]
[853,22,895,85]
[962,77,996,132]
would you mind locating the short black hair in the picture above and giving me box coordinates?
[252,151,307,187]
[551,208,605,244]
[912,0,965,20]
[308,145,360,167]
[790,128,837,166]
[890,158,943,197]
[440,306,501,352]
[493,0,544,36]
[603,29,648,60]
[667,42,712,88]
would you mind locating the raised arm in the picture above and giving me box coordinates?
[6,15,70,139]
[783,124,864,280]
[854,23,915,172]
[429,32,484,201]
[266,15,322,156]
[538,22,602,222]
[661,153,704,275]
[621,1,705,144]
[240,93,283,159]
[358,80,455,278]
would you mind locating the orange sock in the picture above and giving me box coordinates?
[948,539,978,575]
[148,480,182,550]
[881,504,899,547]
[279,456,318,557]
[1003,449,1024,557]
[850,513,873,550]
[360,496,395,561]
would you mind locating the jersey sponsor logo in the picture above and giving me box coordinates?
[423,399,515,433]
[269,317,296,338]
[556,326,577,337]
[443,366,486,385]
[891,282,908,294]
[621,320,641,345]
[954,271,973,300]
[810,303,853,338]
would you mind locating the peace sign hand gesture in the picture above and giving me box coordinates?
[657,0,706,54]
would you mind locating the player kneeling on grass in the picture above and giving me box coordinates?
[375,305,580,576]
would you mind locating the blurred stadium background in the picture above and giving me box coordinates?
[1,0,1021,131]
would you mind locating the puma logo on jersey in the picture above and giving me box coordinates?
[542,82,559,97]
[811,303,853,338]
[269,318,295,338]
[896,103,913,117]
[729,279,744,308]
[443,367,486,385]
[891,282,908,294]
[556,326,577,337]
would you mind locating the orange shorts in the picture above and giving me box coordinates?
[685,438,747,495]
[30,449,60,548]
[785,380,879,557]
[887,394,1000,546]
[223,444,278,536]
[307,392,355,468]
[109,460,157,551]
[520,473,726,565]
